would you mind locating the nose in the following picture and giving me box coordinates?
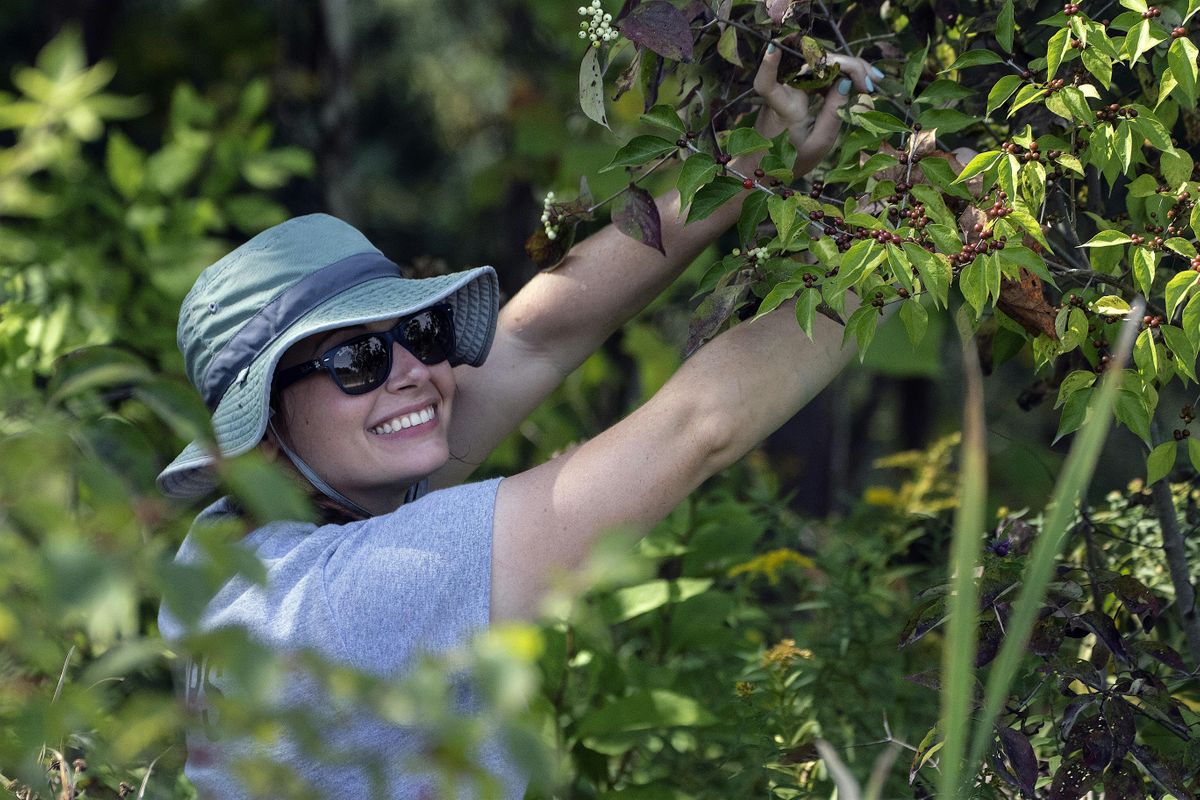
[383,341,432,392]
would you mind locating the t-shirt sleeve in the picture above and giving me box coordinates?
[321,477,502,675]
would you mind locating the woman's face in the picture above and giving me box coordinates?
[272,317,456,515]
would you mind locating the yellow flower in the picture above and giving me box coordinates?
[761,638,812,668]
[728,548,814,585]
[735,681,757,698]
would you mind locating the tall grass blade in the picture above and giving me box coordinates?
[937,309,988,799]
[962,301,1144,785]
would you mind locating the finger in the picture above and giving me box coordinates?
[794,80,850,174]
[753,43,783,98]
[825,54,878,94]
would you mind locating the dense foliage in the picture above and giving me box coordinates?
[3,0,1200,797]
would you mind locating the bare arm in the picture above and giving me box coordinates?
[490,294,864,621]
[431,51,877,487]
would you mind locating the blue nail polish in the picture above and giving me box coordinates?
[838,78,852,95]
[870,66,885,79]
[865,76,875,92]
[767,42,777,54]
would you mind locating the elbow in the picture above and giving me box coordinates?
[689,401,741,478]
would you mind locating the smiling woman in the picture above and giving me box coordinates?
[156,46,881,800]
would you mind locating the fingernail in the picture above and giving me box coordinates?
[865,76,875,92]
[870,66,885,79]
[838,78,852,96]
[767,42,777,54]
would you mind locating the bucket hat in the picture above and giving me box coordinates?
[156,213,499,500]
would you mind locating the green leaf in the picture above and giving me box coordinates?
[1185,293,1200,350]
[917,109,978,134]
[1167,238,1198,258]
[1091,295,1132,316]
[1115,387,1153,445]
[1059,87,1092,123]
[717,25,742,67]
[1125,19,1166,64]
[796,287,821,338]
[837,240,887,290]
[1162,324,1199,383]
[1114,120,1134,173]
[105,130,145,200]
[954,150,1002,184]
[1047,28,1071,80]
[1132,247,1159,297]
[601,135,679,172]
[855,110,910,134]
[887,243,915,294]
[768,193,801,247]
[686,176,745,223]
[602,578,714,622]
[1165,270,1200,322]
[1081,230,1133,247]
[905,242,952,307]
[900,297,929,346]
[1009,84,1049,116]
[915,79,976,104]
[737,190,770,247]
[843,304,880,361]
[997,0,1016,52]
[640,104,686,134]
[579,45,610,130]
[1007,210,1050,250]
[1188,0,1200,23]
[1120,0,1149,13]
[726,127,771,157]
[1081,46,1113,88]
[1056,369,1098,408]
[1189,437,1200,473]
[1147,441,1177,485]
[986,75,1024,115]
[942,49,1005,71]
[960,258,988,316]
[577,689,717,738]
[1132,110,1172,150]
[1134,327,1160,379]
[1127,173,1161,197]
[1055,386,1092,441]
[905,39,931,97]
[676,153,719,208]
[1162,147,1194,191]
[1193,202,1200,239]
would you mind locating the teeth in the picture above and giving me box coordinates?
[370,405,436,435]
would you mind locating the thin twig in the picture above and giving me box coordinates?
[815,0,853,55]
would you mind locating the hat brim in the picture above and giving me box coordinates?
[157,266,498,499]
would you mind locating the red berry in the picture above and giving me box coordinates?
[743,178,754,189]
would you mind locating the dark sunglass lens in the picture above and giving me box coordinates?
[331,335,390,393]
[401,310,451,364]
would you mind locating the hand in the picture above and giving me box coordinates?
[752,45,882,176]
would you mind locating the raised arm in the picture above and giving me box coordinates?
[431,51,878,488]
[489,292,864,621]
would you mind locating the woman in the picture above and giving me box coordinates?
[158,49,881,798]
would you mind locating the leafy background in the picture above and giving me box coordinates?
[2,0,1198,797]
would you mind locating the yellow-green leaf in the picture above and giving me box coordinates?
[1147,441,1177,484]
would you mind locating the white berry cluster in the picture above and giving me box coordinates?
[541,191,560,240]
[733,246,770,261]
[578,1,617,47]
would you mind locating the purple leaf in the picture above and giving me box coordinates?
[618,1,694,62]
[1029,614,1065,657]
[996,726,1038,799]
[1130,639,1189,672]
[612,183,665,254]
[1101,761,1144,800]
[685,282,748,356]
[1058,694,1098,743]
[1103,696,1136,759]
[1129,744,1194,800]
[897,596,947,649]
[1047,755,1099,800]
[1069,611,1131,663]
[975,620,1002,667]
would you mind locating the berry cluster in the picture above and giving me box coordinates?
[578,1,617,47]
[1181,404,1196,423]
[870,291,889,314]
[1142,314,1165,329]
[986,192,1013,219]
[1173,428,1192,440]
[1173,26,1188,38]
[1140,6,1162,18]
[1095,103,1137,123]
[949,236,1007,269]
[540,191,562,240]
[1063,2,1082,14]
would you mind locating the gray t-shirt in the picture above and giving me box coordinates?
[158,478,524,799]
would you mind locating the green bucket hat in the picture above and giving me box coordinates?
[157,213,499,500]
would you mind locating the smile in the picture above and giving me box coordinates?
[369,405,437,435]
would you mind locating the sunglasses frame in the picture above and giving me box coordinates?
[274,304,455,396]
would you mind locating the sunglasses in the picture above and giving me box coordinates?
[274,304,456,396]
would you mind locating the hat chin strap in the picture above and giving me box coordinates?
[267,416,375,519]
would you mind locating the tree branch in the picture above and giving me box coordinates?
[1149,418,1200,667]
